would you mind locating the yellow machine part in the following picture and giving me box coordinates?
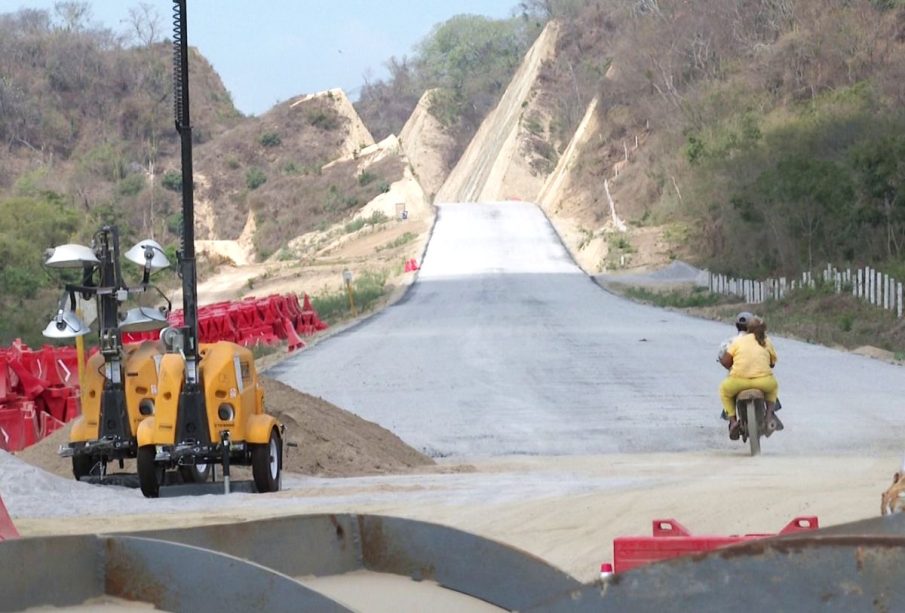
[69,352,105,443]
[70,342,163,444]
[138,341,275,447]
[124,342,162,434]
[137,351,184,447]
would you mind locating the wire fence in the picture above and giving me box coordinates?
[708,264,904,318]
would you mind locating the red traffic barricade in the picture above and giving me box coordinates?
[0,493,17,541]
[608,516,819,574]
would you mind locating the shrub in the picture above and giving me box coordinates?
[358,171,377,186]
[166,213,183,236]
[376,231,417,252]
[259,131,282,147]
[310,270,389,323]
[343,210,389,234]
[162,171,182,192]
[246,167,267,190]
[117,173,145,197]
[306,108,340,131]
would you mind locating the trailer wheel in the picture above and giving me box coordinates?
[72,455,103,481]
[252,429,281,493]
[137,445,163,498]
[179,463,211,483]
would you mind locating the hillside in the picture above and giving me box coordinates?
[0,6,426,344]
[528,0,905,279]
[8,1,905,343]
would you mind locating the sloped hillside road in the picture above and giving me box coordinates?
[271,201,905,459]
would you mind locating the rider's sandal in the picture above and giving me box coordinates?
[728,420,741,440]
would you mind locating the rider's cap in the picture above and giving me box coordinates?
[735,311,754,327]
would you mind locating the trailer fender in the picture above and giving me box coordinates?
[137,416,157,447]
[246,414,278,444]
[68,416,90,443]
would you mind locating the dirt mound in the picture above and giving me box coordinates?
[261,377,433,476]
[14,376,433,479]
[14,424,73,479]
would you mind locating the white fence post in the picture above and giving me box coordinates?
[867,267,873,305]
[896,283,902,318]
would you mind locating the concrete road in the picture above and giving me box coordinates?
[270,202,905,458]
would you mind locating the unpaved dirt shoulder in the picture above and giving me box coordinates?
[14,376,433,480]
[11,452,893,584]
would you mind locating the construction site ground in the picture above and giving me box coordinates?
[5,201,903,586]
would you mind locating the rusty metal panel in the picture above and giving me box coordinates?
[357,514,584,611]
[535,535,905,612]
[0,535,103,612]
[105,536,351,612]
[122,513,361,578]
[124,513,584,610]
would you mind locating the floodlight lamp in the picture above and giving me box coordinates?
[42,309,91,339]
[125,239,170,272]
[118,306,169,333]
[45,244,100,269]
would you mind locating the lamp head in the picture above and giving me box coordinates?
[45,244,100,269]
[118,306,169,333]
[125,239,170,272]
[42,309,91,339]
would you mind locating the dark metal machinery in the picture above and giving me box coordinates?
[6,513,905,611]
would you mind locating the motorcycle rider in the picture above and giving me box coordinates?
[717,311,752,365]
[718,315,781,440]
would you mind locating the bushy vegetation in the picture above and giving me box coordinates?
[251,157,406,257]
[310,270,390,324]
[0,3,241,341]
[343,211,390,234]
[533,0,905,281]
[355,14,542,165]
[245,167,267,190]
[259,131,281,147]
[622,286,729,309]
[377,231,417,252]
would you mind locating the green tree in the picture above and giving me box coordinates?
[0,194,79,298]
[851,135,905,259]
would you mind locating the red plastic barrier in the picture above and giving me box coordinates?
[0,493,17,541]
[0,402,39,452]
[610,517,819,573]
[0,294,329,451]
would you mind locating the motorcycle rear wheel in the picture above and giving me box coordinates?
[746,400,761,456]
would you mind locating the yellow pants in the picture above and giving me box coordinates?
[720,375,778,418]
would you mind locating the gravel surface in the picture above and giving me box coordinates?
[271,201,905,458]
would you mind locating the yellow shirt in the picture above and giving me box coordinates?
[727,333,777,379]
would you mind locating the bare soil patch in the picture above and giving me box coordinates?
[14,376,433,480]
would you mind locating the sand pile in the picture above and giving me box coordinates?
[15,376,433,479]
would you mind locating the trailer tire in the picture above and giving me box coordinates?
[138,445,163,498]
[72,455,102,481]
[179,463,211,484]
[252,429,281,493]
